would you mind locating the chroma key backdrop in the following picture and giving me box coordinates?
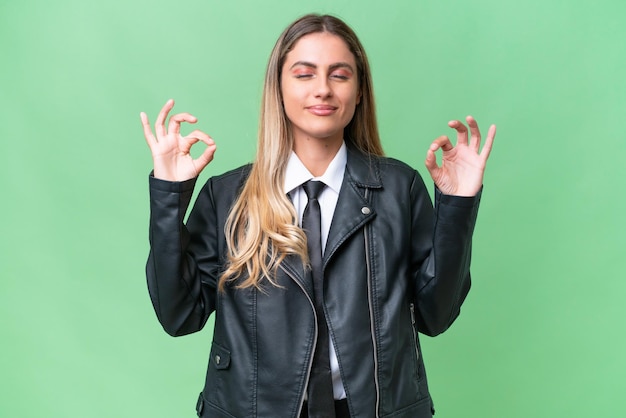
[1,1,625,417]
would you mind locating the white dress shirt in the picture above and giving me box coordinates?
[284,142,347,400]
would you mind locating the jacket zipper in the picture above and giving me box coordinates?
[409,303,420,366]
[364,190,381,418]
[280,266,317,418]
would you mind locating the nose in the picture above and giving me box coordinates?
[314,76,332,99]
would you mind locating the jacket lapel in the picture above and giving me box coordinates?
[323,146,382,267]
[281,146,382,296]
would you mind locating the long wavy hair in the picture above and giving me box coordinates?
[219,14,384,290]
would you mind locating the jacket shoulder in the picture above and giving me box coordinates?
[375,155,425,186]
[378,156,418,175]
[374,156,430,198]
[346,145,422,189]
[208,164,252,187]
[193,164,252,215]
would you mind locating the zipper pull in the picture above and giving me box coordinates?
[409,303,416,325]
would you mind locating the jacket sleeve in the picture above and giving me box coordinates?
[146,174,219,337]
[410,171,482,337]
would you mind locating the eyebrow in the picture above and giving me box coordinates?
[289,61,355,72]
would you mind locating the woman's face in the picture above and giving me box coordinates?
[281,32,361,147]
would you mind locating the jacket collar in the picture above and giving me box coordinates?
[344,144,383,189]
[324,145,381,264]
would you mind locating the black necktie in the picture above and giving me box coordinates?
[301,180,335,418]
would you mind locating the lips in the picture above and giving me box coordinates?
[306,105,338,116]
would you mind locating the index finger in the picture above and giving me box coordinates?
[448,119,469,146]
[168,112,198,136]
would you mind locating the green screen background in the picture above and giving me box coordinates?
[2,0,625,417]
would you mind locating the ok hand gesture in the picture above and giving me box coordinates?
[425,116,496,197]
[140,99,216,182]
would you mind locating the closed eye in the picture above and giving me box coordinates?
[330,67,353,80]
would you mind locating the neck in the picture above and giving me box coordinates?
[292,136,343,177]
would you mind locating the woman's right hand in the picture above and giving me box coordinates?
[140,99,216,181]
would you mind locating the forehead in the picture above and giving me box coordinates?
[284,32,356,67]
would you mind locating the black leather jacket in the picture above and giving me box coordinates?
[146,146,481,418]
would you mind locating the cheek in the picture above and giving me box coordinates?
[281,90,303,126]
[343,89,360,112]
[281,80,301,105]
[281,91,297,116]
[341,84,360,105]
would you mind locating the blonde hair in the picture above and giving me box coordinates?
[219,14,383,290]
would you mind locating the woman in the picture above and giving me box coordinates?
[141,13,495,418]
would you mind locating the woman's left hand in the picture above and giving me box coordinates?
[424,116,496,197]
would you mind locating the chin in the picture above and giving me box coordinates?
[305,125,347,141]
[308,131,344,141]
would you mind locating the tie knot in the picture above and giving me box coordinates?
[302,180,325,200]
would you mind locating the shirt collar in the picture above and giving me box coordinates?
[284,141,347,195]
